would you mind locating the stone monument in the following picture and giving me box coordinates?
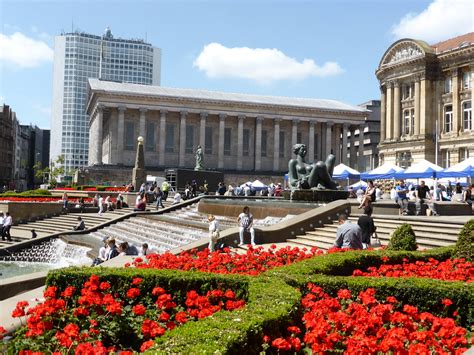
[194,145,205,171]
[285,143,348,202]
[132,136,146,191]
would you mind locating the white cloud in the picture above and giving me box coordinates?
[193,43,343,84]
[0,32,53,68]
[392,0,474,43]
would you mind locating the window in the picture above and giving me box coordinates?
[441,150,451,168]
[185,125,194,154]
[410,109,415,135]
[125,121,135,150]
[459,147,470,162]
[463,101,472,131]
[145,122,155,151]
[403,83,412,99]
[396,151,412,169]
[224,128,231,156]
[462,72,471,90]
[243,129,250,156]
[444,105,453,133]
[403,110,410,135]
[165,123,175,153]
[279,131,285,158]
[261,130,267,157]
[444,76,452,93]
[205,126,213,154]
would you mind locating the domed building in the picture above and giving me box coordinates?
[376,32,473,168]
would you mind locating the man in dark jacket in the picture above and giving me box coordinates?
[357,206,376,248]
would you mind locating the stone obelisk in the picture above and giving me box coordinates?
[132,136,146,191]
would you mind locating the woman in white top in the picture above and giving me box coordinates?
[208,214,220,252]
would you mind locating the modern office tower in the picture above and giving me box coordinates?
[50,27,161,173]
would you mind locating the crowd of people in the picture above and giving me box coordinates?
[215,182,283,197]
[92,238,148,266]
[349,179,474,216]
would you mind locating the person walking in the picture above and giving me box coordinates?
[357,206,376,248]
[2,212,13,241]
[155,186,164,209]
[98,195,104,215]
[237,206,255,247]
[62,192,69,213]
[161,180,170,202]
[334,214,363,250]
[208,214,220,252]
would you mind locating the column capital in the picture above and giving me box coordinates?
[219,113,227,120]
[160,109,168,116]
[326,121,334,127]
[117,106,126,112]
[180,110,188,117]
[97,104,104,112]
[200,112,208,119]
[451,68,459,77]
[393,80,401,88]
[238,114,246,120]
[309,120,315,127]
[139,108,148,114]
[256,115,264,123]
[273,117,282,123]
[343,122,350,129]
[292,119,300,125]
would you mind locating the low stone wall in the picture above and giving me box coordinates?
[0,271,47,301]
[0,202,64,224]
[197,196,315,218]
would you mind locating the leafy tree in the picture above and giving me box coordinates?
[33,155,65,187]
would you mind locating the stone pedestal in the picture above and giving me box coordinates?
[132,137,146,191]
[282,189,349,202]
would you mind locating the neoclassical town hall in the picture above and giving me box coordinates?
[377,32,474,168]
[86,79,367,173]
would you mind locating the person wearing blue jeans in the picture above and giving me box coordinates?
[237,206,255,246]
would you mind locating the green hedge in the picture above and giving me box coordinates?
[32,246,472,352]
[46,267,300,354]
[0,189,52,198]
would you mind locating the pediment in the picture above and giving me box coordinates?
[379,40,429,68]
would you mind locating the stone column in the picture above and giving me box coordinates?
[237,114,245,170]
[291,119,299,147]
[380,86,386,142]
[117,106,126,164]
[393,82,401,139]
[199,112,207,147]
[308,121,315,161]
[334,124,341,163]
[321,122,327,158]
[96,106,104,164]
[452,70,460,135]
[273,118,281,171]
[139,108,147,138]
[218,114,226,169]
[326,122,333,155]
[358,124,365,170]
[179,111,187,167]
[342,123,348,165]
[349,126,356,168]
[420,78,427,135]
[255,116,263,171]
[386,82,393,140]
[159,110,167,166]
[414,78,420,136]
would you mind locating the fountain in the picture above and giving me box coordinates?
[0,239,91,279]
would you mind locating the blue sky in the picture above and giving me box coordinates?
[0,0,472,129]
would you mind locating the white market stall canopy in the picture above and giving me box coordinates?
[438,157,474,178]
[332,163,360,180]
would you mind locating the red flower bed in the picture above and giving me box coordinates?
[130,245,323,276]
[0,197,93,203]
[352,257,474,282]
[8,275,245,354]
[264,284,470,354]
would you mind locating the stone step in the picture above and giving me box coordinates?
[348,216,464,229]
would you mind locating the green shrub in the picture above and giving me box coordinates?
[0,189,52,198]
[454,219,474,260]
[387,223,417,251]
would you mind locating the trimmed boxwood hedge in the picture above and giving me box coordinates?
[40,246,473,353]
[0,189,52,198]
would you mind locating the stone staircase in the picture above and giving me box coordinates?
[0,202,174,248]
[285,214,466,251]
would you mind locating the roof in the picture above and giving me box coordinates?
[431,32,474,54]
[88,79,367,113]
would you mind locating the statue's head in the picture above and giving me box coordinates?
[293,143,307,157]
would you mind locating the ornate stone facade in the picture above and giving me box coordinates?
[86,79,367,174]
[376,33,474,168]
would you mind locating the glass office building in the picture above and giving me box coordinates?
[50,28,161,173]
